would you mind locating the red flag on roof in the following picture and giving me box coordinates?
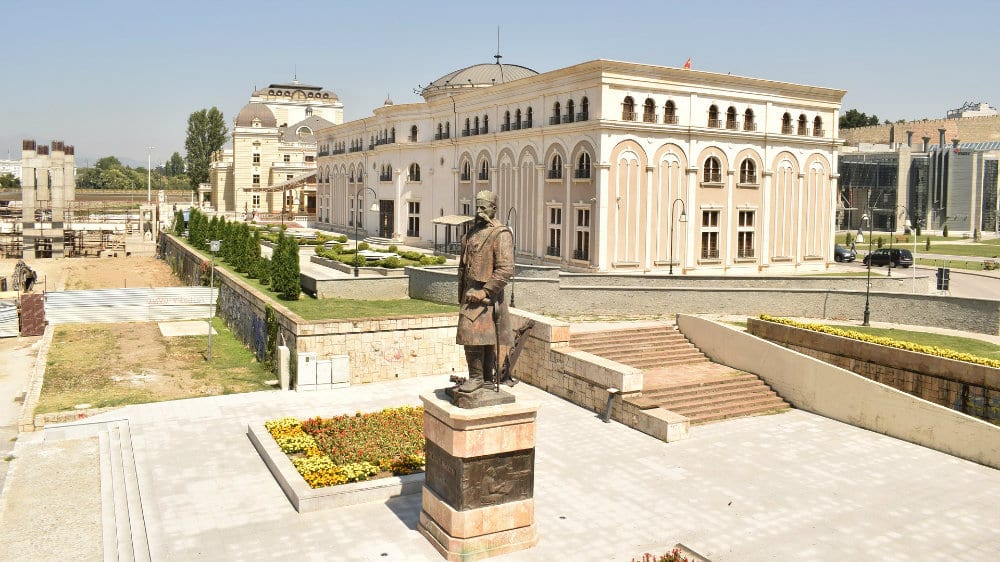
[683,58,691,69]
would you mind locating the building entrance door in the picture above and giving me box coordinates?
[379,200,394,238]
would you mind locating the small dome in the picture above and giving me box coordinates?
[235,103,277,127]
[421,63,538,101]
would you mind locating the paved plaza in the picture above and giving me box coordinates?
[1,373,998,561]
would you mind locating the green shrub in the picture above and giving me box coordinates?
[388,245,398,252]
[379,256,402,268]
[943,224,949,238]
[925,237,931,251]
[400,250,423,260]
[876,236,884,248]
[357,242,369,251]
[915,225,922,237]
[336,235,348,243]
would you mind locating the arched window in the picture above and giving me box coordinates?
[503,110,511,131]
[622,96,635,121]
[409,163,421,182]
[567,99,575,123]
[474,116,480,135]
[482,114,488,134]
[703,156,722,183]
[576,152,592,178]
[478,159,490,181]
[781,112,793,134]
[708,105,720,128]
[461,161,471,181]
[409,125,418,142]
[445,121,450,136]
[552,101,561,125]
[739,159,757,184]
[525,107,533,128]
[390,127,395,142]
[515,109,522,129]
[664,101,677,124]
[580,97,589,121]
[813,116,824,137]
[726,107,738,130]
[643,98,656,122]
[464,118,471,136]
[549,154,563,179]
[437,123,443,139]
[798,114,808,135]
[744,109,756,131]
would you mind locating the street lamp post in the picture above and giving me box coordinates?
[861,205,873,326]
[669,198,687,275]
[506,206,518,308]
[353,186,378,277]
[896,205,914,292]
[146,146,155,204]
[207,239,221,360]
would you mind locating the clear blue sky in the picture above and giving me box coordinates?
[3,0,996,168]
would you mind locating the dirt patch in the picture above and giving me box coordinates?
[4,256,184,291]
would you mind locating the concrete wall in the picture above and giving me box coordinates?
[407,266,1000,335]
[676,314,1000,469]
[841,115,1000,147]
[303,274,409,299]
[747,319,1000,422]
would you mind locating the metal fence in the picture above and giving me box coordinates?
[44,287,217,325]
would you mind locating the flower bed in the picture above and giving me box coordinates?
[265,406,425,488]
[758,314,1000,368]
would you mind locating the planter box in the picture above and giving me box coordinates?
[248,422,424,513]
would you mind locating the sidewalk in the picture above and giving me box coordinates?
[1,374,998,561]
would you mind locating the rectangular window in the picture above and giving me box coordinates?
[574,208,590,260]
[547,207,562,257]
[252,153,260,164]
[407,201,421,237]
[349,199,355,227]
[737,210,755,258]
[701,210,720,259]
[252,174,260,186]
[251,194,260,207]
[283,154,291,163]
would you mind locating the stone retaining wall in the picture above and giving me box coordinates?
[747,319,1000,422]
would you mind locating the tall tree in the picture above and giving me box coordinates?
[1,173,21,189]
[839,109,881,130]
[184,107,228,191]
[165,152,186,177]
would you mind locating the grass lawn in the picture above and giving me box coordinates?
[37,317,276,414]
[730,320,1000,360]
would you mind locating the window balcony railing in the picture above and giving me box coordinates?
[740,175,758,185]
[512,122,521,131]
[622,110,637,121]
[522,120,532,129]
[643,112,657,123]
[549,116,561,125]
[477,172,489,181]
[574,168,591,179]
[546,245,561,257]
[813,129,826,137]
[726,120,738,130]
[367,143,374,150]
[480,126,489,134]
[781,125,794,134]
[547,169,562,179]
[704,172,722,183]
[743,122,757,132]
[462,129,470,137]
[563,113,574,123]
[408,135,417,143]
[573,249,589,260]
[663,114,678,124]
[317,150,329,157]
[798,127,808,136]
[460,172,471,181]
[379,173,392,182]
[708,118,721,128]
[701,249,720,259]
[500,123,510,132]
[737,250,755,259]
[434,133,443,140]
[576,112,589,122]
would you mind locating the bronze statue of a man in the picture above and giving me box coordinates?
[456,190,514,393]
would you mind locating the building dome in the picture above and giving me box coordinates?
[235,102,277,128]
[420,63,538,101]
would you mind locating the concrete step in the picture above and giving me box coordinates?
[640,380,774,405]
[101,421,151,562]
[681,398,791,425]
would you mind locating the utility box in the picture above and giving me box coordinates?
[936,267,950,291]
[296,352,350,391]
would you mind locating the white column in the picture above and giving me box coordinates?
[595,164,610,271]
[761,171,773,269]
[684,166,698,271]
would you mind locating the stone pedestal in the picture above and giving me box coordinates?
[418,389,539,561]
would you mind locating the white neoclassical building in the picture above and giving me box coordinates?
[315,59,845,274]
[209,80,343,214]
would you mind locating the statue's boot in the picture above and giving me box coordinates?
[458,347,486,393]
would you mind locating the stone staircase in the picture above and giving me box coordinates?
[570,323,789,425]
[99,420,152,562]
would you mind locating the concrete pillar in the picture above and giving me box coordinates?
[922,136,931,152]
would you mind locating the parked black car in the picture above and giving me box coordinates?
[863,248,913,268]
[834,244,856,262]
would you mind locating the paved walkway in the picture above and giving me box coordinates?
[1,374,998,561]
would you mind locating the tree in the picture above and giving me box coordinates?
[839,109,881,130]
[165,152,186,177]
[0,173,20,189]
[184,107,228,191]
[270,229,301,300]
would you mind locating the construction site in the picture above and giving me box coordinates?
[0,140,163,260]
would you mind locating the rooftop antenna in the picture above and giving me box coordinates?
[293,65,298,84]
[495,26,504,84]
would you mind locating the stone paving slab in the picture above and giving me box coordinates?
[2,375,999,561]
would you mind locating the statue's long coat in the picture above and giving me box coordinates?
[456,221,514,347]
